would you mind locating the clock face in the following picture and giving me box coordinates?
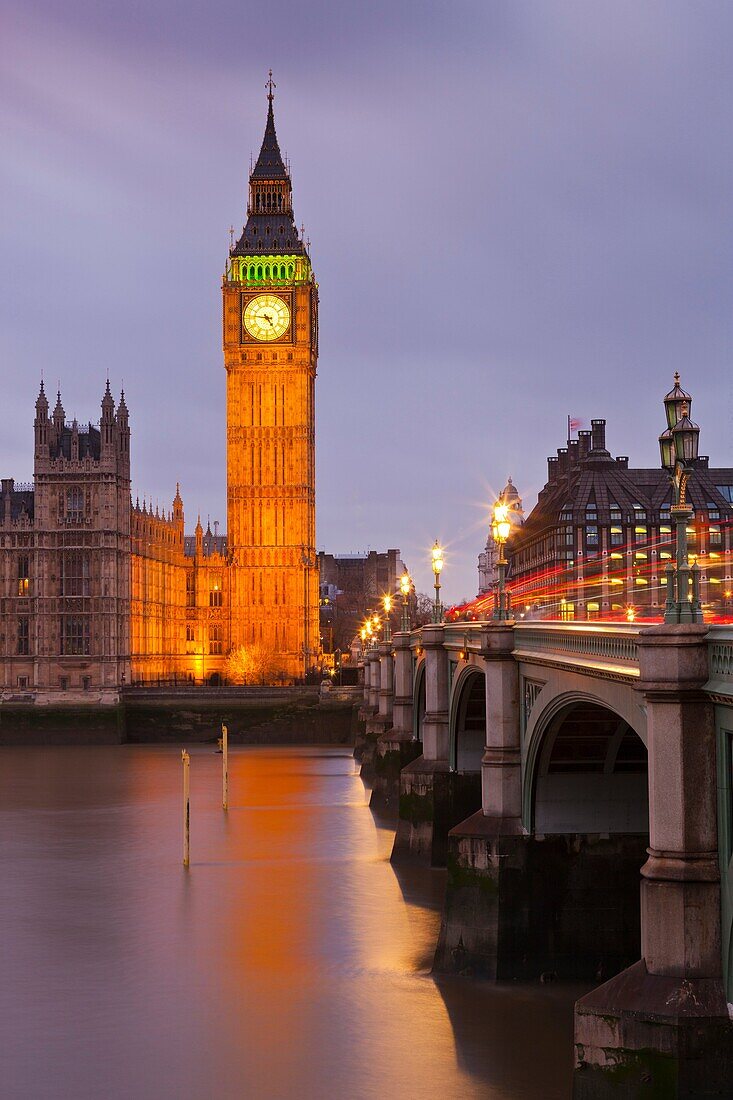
[243,294,291,341]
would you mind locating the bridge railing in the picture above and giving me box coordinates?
[513,622,640,670]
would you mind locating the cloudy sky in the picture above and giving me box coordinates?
[2,0,732,600]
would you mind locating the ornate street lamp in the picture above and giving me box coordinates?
[382,594,392,641]
[359,626,367,657]
[400,570,412,633]
[658,373,702,624]
[431,541,444,623]
[491,500,512,621]
[371,617,381,647]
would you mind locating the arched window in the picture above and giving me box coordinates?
[287,264,294,278]
[264,265,270,279]
[256,265,262,279]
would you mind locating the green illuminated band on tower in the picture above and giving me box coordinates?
[227,254,312,285]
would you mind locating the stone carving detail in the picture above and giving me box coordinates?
[523,678,545,728]
[710,643,733,681]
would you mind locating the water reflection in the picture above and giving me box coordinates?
[1,746,577,1099]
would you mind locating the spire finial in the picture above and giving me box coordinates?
[674,371,681,386]
[266,69,276,102]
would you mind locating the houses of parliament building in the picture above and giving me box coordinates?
[0,83,319,700]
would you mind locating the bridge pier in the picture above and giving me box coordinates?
[392,625,476,863]
[360,649,391,779]
[434,624,528,971]
[574,625,733,1097]
[355,651,379,762]
[370,633,421,807]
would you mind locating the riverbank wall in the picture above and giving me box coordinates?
[0,687,362,746]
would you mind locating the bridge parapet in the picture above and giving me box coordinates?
[513,621,640,678]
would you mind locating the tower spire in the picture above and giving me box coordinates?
[251,73,288,181]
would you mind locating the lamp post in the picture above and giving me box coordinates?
[431,541,444,623]
[491,500,512,621]
[400,570,412,633]
[658,374,702,624]
[382,594,392,642]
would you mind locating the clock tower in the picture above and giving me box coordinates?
[223,77,319,679]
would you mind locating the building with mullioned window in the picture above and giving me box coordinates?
[455,378,733,623]
[0,383,231,701]
[506,399,733,621]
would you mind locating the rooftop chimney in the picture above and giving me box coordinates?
[590,418,607,453]
[578,430,592,460]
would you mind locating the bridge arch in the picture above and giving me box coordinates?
[449,665,486,772]
[412,659,426,741]
[521,693,649,980]
[523,691,648,834]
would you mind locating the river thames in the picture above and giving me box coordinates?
[1,745,583,1099]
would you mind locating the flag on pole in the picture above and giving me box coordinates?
[568,416,584,438]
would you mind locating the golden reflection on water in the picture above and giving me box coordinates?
[0,745,576,1100]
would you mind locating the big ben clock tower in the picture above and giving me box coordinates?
[223,75,319,679]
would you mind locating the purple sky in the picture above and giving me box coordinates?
[2,1,732,601]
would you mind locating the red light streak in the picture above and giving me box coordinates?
[449,518,733,624]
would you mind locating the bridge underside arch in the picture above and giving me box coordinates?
[520,700,649,981]
[534,702,648,834]
[450,667,485,772]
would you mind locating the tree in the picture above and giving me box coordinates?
[413,592,436,627]
[225,643,286,685]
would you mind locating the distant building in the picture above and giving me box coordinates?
[0,383,232,700]
[318,550,408,652]
[508,411,733,620]
[477,477,524,595]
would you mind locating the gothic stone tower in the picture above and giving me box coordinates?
[223,80,318,679]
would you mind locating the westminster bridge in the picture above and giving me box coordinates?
[359,619,733,1097]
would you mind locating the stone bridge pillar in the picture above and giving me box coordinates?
[421,623,450,761]
[392,624,453,864]
[367,651,380,713]
[357,649,387,777]
[355,651,379,763]
[575,624,733,1097]
[369,633,423,807]
[434,622,527,974]
[390,632,414,741]
[479,624,522,828]
[377,641,394,726]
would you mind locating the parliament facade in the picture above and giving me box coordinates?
[0,87,318,700]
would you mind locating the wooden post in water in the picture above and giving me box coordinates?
[181,749,190,867]
[222,723,229,810]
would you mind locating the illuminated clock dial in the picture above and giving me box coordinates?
[243,294,291,341]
